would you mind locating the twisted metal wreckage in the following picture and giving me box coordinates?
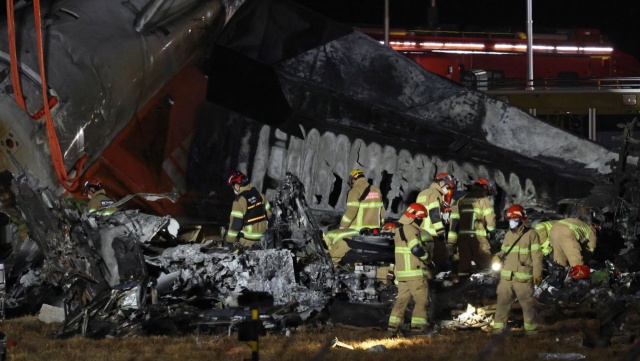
[2,167,640,343]
[3,171,382,337]
[0,0,638,345]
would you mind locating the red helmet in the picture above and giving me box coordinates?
[82,178,102,195]
[569,264,590,279]
[404,203,427,220]
[435,172,456,189]
[227,171,249,187]
[382,222,399,231]
[475,178,495,195]
[443,187,454,208]
[505,204,527,220]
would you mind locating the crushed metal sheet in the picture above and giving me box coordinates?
[148,246,328,309]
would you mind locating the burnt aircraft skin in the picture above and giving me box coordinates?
[0,0,618,222]
[214,0,616,175]
[0,0,223,196]
[195,0,618,222]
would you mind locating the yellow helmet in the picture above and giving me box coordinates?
[348,169,365,186]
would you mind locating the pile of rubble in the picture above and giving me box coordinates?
[452,304,492,329]
[2,170,640,345]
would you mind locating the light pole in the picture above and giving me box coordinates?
[384,0,390,47]
[526,0,534,90]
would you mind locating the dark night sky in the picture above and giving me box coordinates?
[291,0,640,61]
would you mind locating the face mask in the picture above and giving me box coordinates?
[509,219,521,230]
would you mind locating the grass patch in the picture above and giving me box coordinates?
[0,316,635,361]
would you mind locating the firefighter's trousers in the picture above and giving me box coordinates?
[494,279,537,332]
[324,228,359,265]
[388,278,429,331]
[549,232,588,267]
[456,234,491,275]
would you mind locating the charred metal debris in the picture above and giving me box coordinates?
[2,164,640,343]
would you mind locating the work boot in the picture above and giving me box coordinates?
[409,325,439,337]
[387,326,400,338]
[481,326,503,335]
[408,327,427,337]
[424,324,440,337]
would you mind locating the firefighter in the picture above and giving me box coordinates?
[490,204,542,335]
[441,182,457,226]
[533,220,557,257]
[0,178,28,240]
[548,218,597,279]
[226,171,272,248]
[448,178,496,277]
[82,178,117,216]
[416,172,454,238]
[324,169,385,265]
[388,203,435,336]
[416,172,455,269]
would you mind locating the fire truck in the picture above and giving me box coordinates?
[362,27,640,149]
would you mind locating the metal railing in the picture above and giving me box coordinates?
[465,77,640,91]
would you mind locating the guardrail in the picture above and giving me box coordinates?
[464,77,640,91]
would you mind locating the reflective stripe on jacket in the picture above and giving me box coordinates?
[554,218,597,253]
[533,220,556,256]
[394,220,434,280]
[228,184,272,241]
[496,226,542,282]
[416,182,444,236]
[449,194,495,243]
[87,190,117,216]
[340,177,385,230]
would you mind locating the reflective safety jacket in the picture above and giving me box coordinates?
[416,182,445,237]
[449,194,495,244]
[552,218,597,253]
[496,225,542,282]
[394,216,434,281]
[340,177,385,230]
[87,190,117,216]
[0,205,29,239]
[533,220,557,256]
[228,185,272,242]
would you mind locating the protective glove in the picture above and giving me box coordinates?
[492,255,501,265]
[228,242,244,253]
[533,275,542,286]
[419,252,430,262]
[487,230,495,241]
[387,270,395,279]
[569,264,590,279]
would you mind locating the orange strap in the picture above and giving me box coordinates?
[6,0,86,191]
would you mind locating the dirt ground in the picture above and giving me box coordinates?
[0,316,638,361]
